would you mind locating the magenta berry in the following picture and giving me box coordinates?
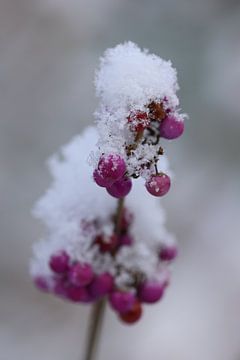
[159,115,184,140]
[68,263,94,287]
[93,169,114,188]
[145,173,171,197]
[138,280,165,303]
[49,250,70,274]
[107,176,132,198]
[119,234,133,246]
[97,154,126,182]
[34,276,50,292]
[67,285,89,302]
[109,291,136,314]
[160,245,178,261]
[88,272,114,297]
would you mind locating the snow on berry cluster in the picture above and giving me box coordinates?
[93,42,185,199]
[31,127,177,324]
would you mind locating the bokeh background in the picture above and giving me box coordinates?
[1,0,240,359]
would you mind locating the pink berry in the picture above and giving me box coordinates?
[109,291,136,314]
[93,169,114,188]
[49,250,70,274]
[97,154,126,183]
[107,176,132,198]
[145,173,170,197]
[138,281,165,303]
[88,273,114,297]
[119,234,133,246]
[159,115,184,139]
[68,263,94,287]
[67,285,89,302]
[33,276,50,292]
[160,245,178,261]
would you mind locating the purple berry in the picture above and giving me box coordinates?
[159,115,184,140]
[107,177,132,198]
[119,234,133,246]
[68,263,94,287]
[160,245,178,261]
[138,281,165,303]
[66,285,89,302]
[88,273,114,297]
[109,291,136,314]
[49,250,70,274]
[53,278,68,298]
[93,169,114,188]
[34,276,50,292]
[145,173,171,197]
[98,154,126,182]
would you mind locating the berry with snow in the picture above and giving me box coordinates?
[159,115,184,140]
[68,263,94,287]
[160,244,178,261]
[138,280,165,303]
[145,173,171,197]
[49,250,70,274]
[106,176,132,198]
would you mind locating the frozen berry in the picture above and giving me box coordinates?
[145,173,170,197]
[119,300,142,324]
[160,245,178,261]
[95,234,118,253]
[107,176,132,198]
[93,169,114,188]
[109,291,136,313]
[159,115,184,139]
[88,273,114,297]
[49,250,70,274]
[138,280,165,303]
[97,154,126,183]
[68,263,94,287]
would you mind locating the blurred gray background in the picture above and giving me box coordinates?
[1,0,240,359]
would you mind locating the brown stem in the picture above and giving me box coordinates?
[83,197,125,360]
[83,299,106,360]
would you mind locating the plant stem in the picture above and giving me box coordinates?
[83,197,125,360]
[83,299,106,360]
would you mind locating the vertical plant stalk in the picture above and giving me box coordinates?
[83,197,125,360]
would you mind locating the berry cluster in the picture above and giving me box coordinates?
[93,99,184,198]
[34,205,177,324]
[93,42,185,199]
